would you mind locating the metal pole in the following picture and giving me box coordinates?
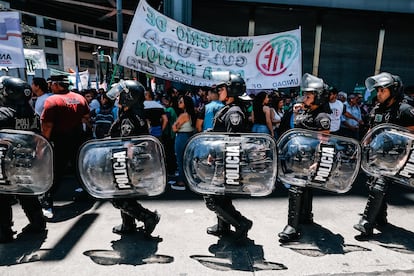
[374,28,385,75]
[312,25,322,77]
[117,0,124,79]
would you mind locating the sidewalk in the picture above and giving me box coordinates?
[2,174,414,276]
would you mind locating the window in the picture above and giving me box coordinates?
[22,14,37,27]
[43,18,57,31]
[23,33,38,46]
[46,53,59,65]
[96,31,110,40]
[44,36,58,48]
[80,59,95,69]
[78,27,93,36]
[79,43,94,53]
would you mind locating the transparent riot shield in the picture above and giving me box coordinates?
[361,123,414,188]
[277,129,361,193]
[183,133,277,196]
[78,135,166,199]
[0,129,53,195]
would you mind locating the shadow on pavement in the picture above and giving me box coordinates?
[0,213,100,265]
[190,236,287,272]
[83,232,173,266]
[47,199,98,223]
[280,223,371,257]
[0,230,48,266]
[359,223,414,254]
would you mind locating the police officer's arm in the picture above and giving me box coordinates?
[195,105,206,132]
[225,108,245,132]
[399,103,414,131]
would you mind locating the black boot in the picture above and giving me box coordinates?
[0,224,14,243]
[375,200,388,227]
[0,195,15,243]
[207,217,231,237]
[20,196,46,233]
[211,196,252,240]
[300,188,313,224]
[234,216,253,240]
[112,211,137,234]
[113,199,160,236]
[353,182,386,237]
[279,187,302,243]
[139,209,160,236]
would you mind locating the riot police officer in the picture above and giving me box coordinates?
[204,73,253,240]
[106,80,160,236]
[0,76,46,243]
[353,72,414,237]
[278,73,331,243]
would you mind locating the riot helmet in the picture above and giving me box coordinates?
[365,72,403,102]
[0,76,32,107]
[107,79,145,109]
[213,72,246,98]
[300,73,329,106]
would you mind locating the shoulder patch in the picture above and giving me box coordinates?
[229,112,242,126]
[319,117,331,130]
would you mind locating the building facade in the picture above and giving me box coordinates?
[2,0,414,92]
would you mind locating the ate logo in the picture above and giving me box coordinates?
[256,35,299,76]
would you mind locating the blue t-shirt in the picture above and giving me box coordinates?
[203,100,224,131]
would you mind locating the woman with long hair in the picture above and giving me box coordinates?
[171,95,195,190]
[251,91,274,136]
[270,95,285,139]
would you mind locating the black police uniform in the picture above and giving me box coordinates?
[0,77,46,243]
[108,81,160,236]
[354,93,414,236]
[204,102,253,240]
[278,103,331,242]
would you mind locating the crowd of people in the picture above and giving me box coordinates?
[0,70,413,246]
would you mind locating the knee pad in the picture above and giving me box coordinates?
[204,196,217,211]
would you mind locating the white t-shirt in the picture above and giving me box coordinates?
[329,100,344,132]
[35,93,52,116]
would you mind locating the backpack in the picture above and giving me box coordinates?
[94,106,116,138]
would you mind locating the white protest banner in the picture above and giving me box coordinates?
[68,69,90,91]
[24,48,48,75]
[118,0,301,89]
[0,12,25,68]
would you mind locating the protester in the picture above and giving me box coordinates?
[251,91,274,136]
[40,75,90,218]
[171,95,195,190]
[31,77,52,117]
[195,87,224,132]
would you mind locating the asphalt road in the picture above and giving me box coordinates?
[2,172,414,276]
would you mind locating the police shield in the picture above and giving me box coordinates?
[361,123,414,188]
[277,129,361,193]
[0,129,53,195]
[78,136,166,199]
[183,133,277,196]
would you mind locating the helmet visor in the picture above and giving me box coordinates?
[365,72,394,92]
[301,73,324,92]
[212,71,231,88]
[106,80,127,100]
